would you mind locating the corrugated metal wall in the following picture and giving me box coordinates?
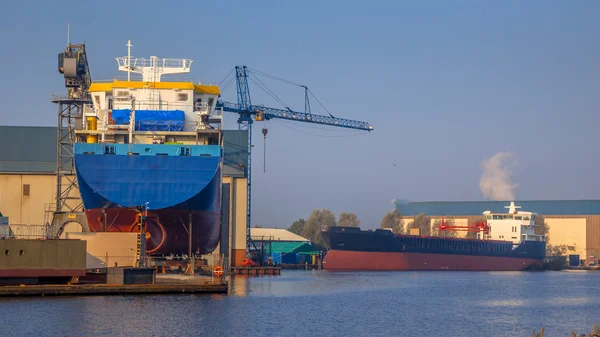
[0,126,58,172]
[587,215,600,260]
[222,130,248,177]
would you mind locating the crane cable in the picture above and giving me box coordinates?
[247,67,335,118]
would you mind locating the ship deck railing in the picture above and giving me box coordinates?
[75,121,223,134]
[92,76,218,86]
[116,56,192,69]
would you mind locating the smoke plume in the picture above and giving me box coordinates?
[479,152,518,201]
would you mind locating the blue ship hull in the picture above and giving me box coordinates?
[74,143,223,255]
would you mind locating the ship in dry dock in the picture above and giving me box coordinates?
[72,41,224,256]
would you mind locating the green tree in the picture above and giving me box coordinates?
[380,209,404,234]
[338,212,360,227]
[303,209,337,249]
[288,218,306,236]
[406,213,431,236]
[431,218,457,237]
[546,244,568,257]
[534,214,550,242]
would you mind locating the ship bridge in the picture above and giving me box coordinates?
[482,202,545,244]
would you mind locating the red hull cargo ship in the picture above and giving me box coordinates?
[322,202,546,271]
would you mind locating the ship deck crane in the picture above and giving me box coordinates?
[216,66,373,258]
[438,218,490,238]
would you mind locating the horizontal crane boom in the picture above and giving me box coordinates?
[217,102,373,131]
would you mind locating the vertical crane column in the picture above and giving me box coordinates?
[53,43,91,214]
[233,66,255,256]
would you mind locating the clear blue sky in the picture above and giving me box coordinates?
[1,1,599,229]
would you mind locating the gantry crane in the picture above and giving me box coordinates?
[47,28,93,237]
[216,66,373,256]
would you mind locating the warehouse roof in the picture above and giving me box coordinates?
[0,126,248,177]
[250,228,309,242]
[395,200,600,216]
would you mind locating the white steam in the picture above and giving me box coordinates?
[479,152,518,201]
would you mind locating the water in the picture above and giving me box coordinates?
[1,270,599,337]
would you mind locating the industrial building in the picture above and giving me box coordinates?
[0,125,249,267]
[250,228,319,265]
[395,200,600,264]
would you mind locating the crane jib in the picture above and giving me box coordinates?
[216,101,373,131]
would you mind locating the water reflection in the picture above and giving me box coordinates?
[482,299,527,307]
[546,297,591,306]
[1,270,599,337]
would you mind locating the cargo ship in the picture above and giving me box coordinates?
[322,202,546,271]
[73,41,223,256]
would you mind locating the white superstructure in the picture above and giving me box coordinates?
[77,40,223,146]
[480,202,546,244]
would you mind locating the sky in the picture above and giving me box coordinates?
[0,0,599,230]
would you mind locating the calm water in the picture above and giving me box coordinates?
[1,270,599,337]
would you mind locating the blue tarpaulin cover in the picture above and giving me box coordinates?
[111,109,185,131]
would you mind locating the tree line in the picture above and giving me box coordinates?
[285,209,360,249]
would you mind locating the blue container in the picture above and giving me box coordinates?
[272,252,282,265]
[568,254,580,267]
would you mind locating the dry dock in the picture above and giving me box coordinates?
[230,266,281,275]
[0,283,227,297]
[0,274,228,297]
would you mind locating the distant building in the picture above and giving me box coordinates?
[250,228,319,265]
[394,200,600,264]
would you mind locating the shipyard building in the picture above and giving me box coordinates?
[395,200,600,264]
[0,125,250,266]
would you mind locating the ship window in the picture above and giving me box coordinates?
[486,215,492,220]
[177,93,188,101]
[524,216,530,221]
[23,184,30,196]
[179,147,191,156]
[504,215,512,220]
[515,216,522,220]
[208,97,214,107]
[104,146,116,155]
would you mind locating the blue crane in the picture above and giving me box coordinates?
[216,65,373,257]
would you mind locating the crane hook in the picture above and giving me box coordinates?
[262,128,268,173]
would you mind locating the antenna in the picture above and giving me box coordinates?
[67,21,70,47]
[126,40,132,81]
[504,201,521,214]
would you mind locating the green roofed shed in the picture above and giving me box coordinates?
[270,242,315,254]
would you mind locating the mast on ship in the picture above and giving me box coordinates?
[115,47,193,83]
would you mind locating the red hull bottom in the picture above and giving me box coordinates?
[84,208,220,256]
[323,250,539,271]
